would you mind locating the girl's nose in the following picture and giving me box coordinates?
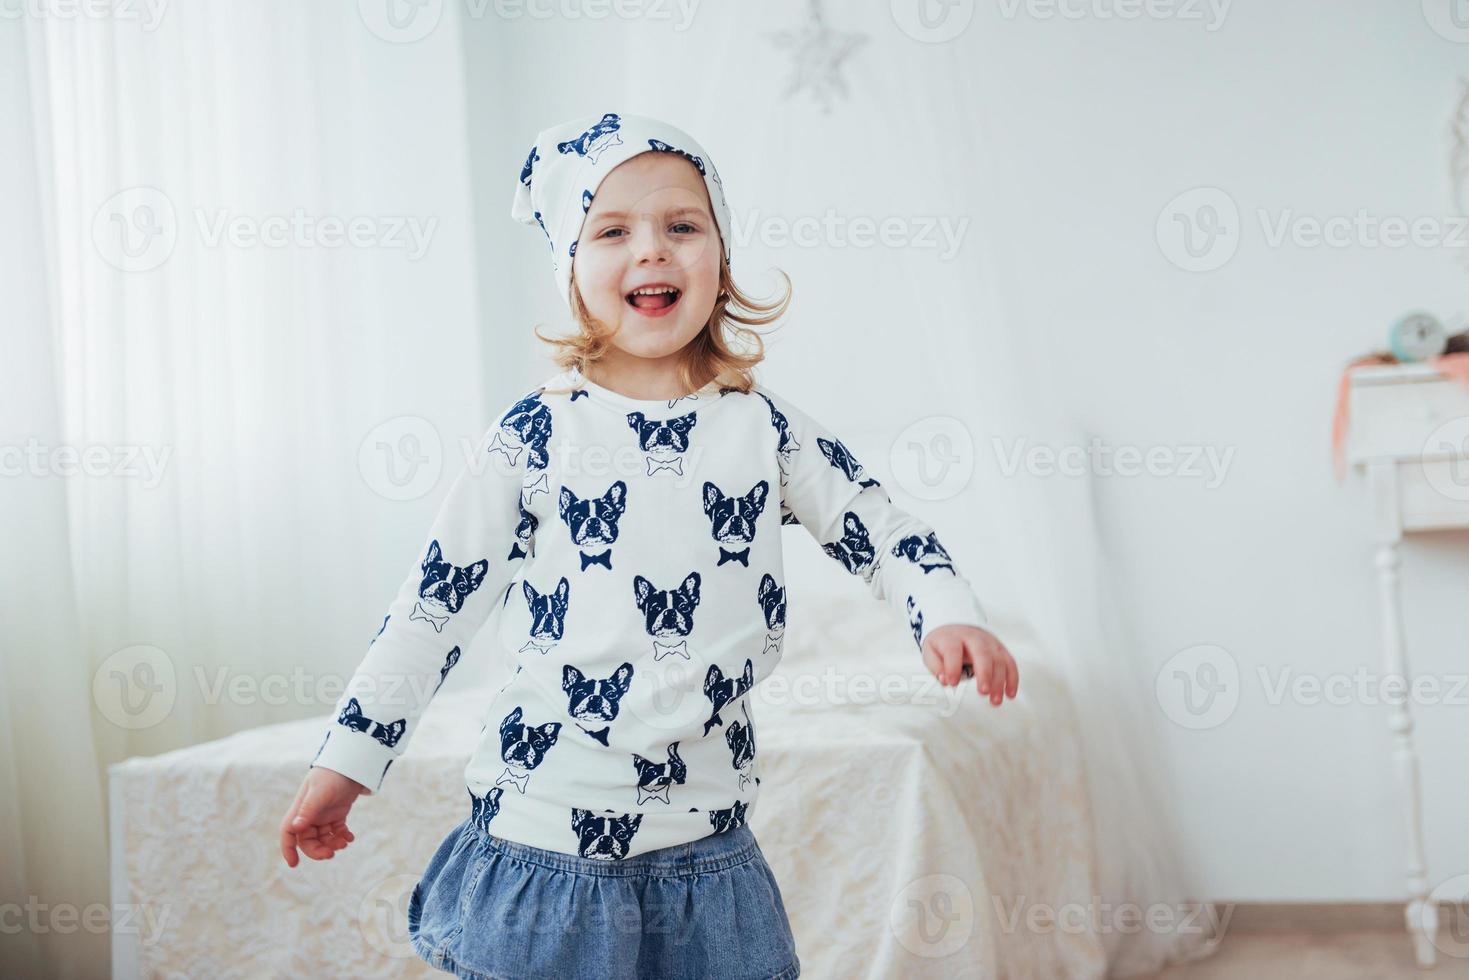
[631,224,673,264]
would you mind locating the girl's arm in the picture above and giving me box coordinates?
[761,386,993,654]
[307,390,540,794]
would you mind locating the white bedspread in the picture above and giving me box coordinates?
[109,597,1105,979]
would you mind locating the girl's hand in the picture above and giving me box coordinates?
[922,625,1019,706]
[279,767,367,868]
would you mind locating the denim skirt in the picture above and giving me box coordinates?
[407,813,801,980]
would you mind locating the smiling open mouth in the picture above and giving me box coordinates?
[625,286,682,312]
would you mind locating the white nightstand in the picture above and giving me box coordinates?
[1345,361,1469,968]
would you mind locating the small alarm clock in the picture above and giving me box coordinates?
[1388,312,1449,362]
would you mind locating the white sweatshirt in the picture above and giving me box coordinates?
[310,365,991,861]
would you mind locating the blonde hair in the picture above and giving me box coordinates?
[533,240,792,398]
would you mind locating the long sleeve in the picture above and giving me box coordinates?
[761,386,991,654]
[308,389,544,793]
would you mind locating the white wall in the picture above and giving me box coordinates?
[457,1,1469,902]
[966,3,1469,901]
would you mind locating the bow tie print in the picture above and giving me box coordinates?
[717,546,750,567]
[645,455,683,476]
[763,632,783,657]
[486,429,525,466]
[653,639,690,661]
[580,549,612,571]
[410,601,449,633]
[519,637,554,656]
[582,131,623,164]
[638,783,673,805]
[579,724,610,746]
[521,471,549,505]
[495,767,531,794]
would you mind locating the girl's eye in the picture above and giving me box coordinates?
[598,223,698,240]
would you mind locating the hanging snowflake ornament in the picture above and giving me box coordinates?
[764,0,868,115]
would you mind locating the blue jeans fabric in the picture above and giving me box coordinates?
[407,813,801,980]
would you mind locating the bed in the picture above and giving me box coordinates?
[109,595,1105,978]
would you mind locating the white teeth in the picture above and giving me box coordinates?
[628,286,679,296]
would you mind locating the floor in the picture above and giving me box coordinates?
[1141,930,1469,979]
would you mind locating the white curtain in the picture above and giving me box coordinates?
[2,22,107,978]
[827,30,1223,978]
[6,2,1213,977]
[3,3,524,976]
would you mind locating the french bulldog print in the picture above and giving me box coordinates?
[411,539,489,633]
[631,741,686,804]
[519,145,539,188]
[488,391,554,472]
[703,658,754,735]
[758,573,786,656]
[703,480,768,567]
[891,531,957,575]
[627,409,697,476]
[510,499,538,561]
[709,800,748,834]
[563,662,634,746]
[906,595,973,677]
[469,785,504,834]
[337,697,407,748]
[634,572,701,661]
[646,137,708,176]
[434,646,461,695]
[756,391,800,484]
[520,577,569,656]
[822,511,877,580]
[556,112,623,164]
[559,481,627,571]
[724,700,756,790]
[817,435,882,491]
[571,808,643,861]
[906,595,924,652]
[646,136,726,215]
[496,706,562,795]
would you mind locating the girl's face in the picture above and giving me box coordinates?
[571,151,721,363]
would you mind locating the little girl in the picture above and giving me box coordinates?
[279,111,1019,980]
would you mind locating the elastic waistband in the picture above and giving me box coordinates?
[469,816,759,877]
